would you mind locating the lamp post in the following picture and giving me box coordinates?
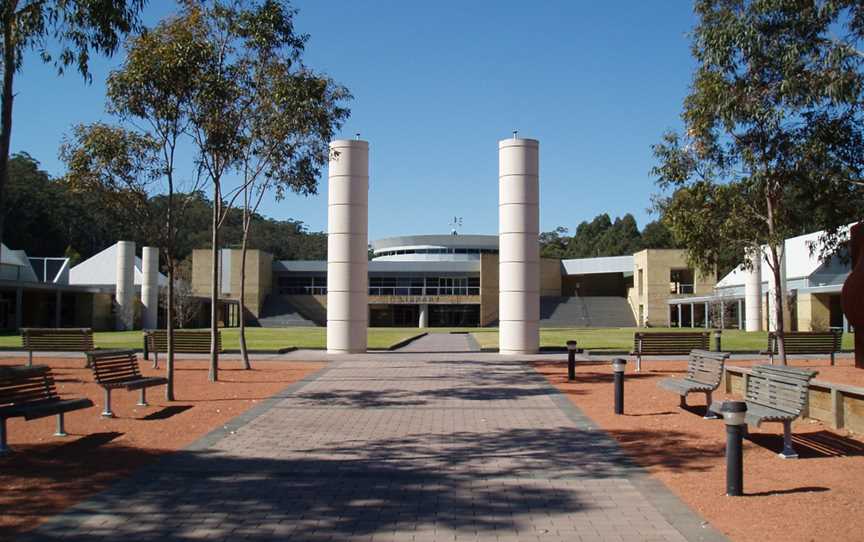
[612,358,627,415]
[566,340,578,381]
[720,400,748,496]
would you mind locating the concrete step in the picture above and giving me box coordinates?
[257,295,319,327]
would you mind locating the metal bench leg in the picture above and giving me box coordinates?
[680,395,687,408]
[779,420,798,459]
[54,413,67,437]
[703,391,720,419]
[830,352,835,367]
[102,388,115,418]
[636,354,642,373]
[138,387,148,407]
[0,417,8,455]
[153,351,158,370]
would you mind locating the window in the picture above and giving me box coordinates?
[278,275,327,295]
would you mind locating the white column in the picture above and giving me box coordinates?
[737,299,743,329]
[142,246,159,329]
[498,137,540,355]
[327,139,369,353]
[418,304,429,328]
[677,304,682,327]
[744,247,763,331]
[115,240,135,331]
[690,303,695,328]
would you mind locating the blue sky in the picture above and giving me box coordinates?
[12,1,696,242]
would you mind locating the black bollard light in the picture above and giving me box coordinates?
[612,358,627,415]
[566,340,578,381]
[714,329,723,352]
[720,400,748,496]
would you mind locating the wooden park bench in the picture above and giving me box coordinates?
[658,350,730,418]
[631,331,711,372]
[87,350,168,418]
[144,330,221,368]
[761,330,843,366]
[0,365,93,454]
[21,328,94,367]
[710,365,818,459]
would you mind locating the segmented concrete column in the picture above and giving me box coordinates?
[115,241,135,331]
[744,247,762,332]
[327,139,369,353]
[142,246,159,329]
[498,137,540,354]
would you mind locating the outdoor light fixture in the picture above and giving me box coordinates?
[612,358,627,414]
[566,340,578,381]
[720,400,748,496]
[720,400,747,427]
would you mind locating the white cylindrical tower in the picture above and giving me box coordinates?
[327,139,369,353]
[498,137,540,355]
[142,246,159,330]
[115,240,136,331]
[744,247,762,332]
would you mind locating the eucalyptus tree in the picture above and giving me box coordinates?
[0,0,145,259]
[182,0,348,381]
[60,10,210,400]
[233,42,350,369]
[652,0,864,363]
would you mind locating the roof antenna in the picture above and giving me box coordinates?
[512,130,518,139]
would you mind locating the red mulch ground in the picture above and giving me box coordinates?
[0,356,324,536]
[533,356,864,542]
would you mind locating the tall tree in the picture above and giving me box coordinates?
[62,8,210,400]
[539,226,570,259]
[652,0,864,364]
[230,5,349,367]
[180,0,346,381]
[0,0,145,259]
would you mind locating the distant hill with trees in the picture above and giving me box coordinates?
[540,213,678,260]
[2,152,326,268]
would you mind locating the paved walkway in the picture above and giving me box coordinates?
[396,333,480,353]
[23,353,724,542]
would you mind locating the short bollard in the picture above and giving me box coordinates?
[612,358,626,415]
[566,340,579,381]
[714,329,723,352]
[721,400,747,497]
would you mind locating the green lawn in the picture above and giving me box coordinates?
[470,327,856,352]
[0,326,854,352]
[0,327,426,351]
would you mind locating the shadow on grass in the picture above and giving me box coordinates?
[747,430,864,458]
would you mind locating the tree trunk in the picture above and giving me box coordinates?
[765,191,786,364]
[166,260,175,401]
[0,4,17,262]
[239,228,250,369]
[209,183,220,382]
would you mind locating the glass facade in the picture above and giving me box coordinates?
[278,276,328,295]
[280,274,480,297]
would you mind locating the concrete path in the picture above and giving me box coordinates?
[395,333,480,353]
[22,353,724,542]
